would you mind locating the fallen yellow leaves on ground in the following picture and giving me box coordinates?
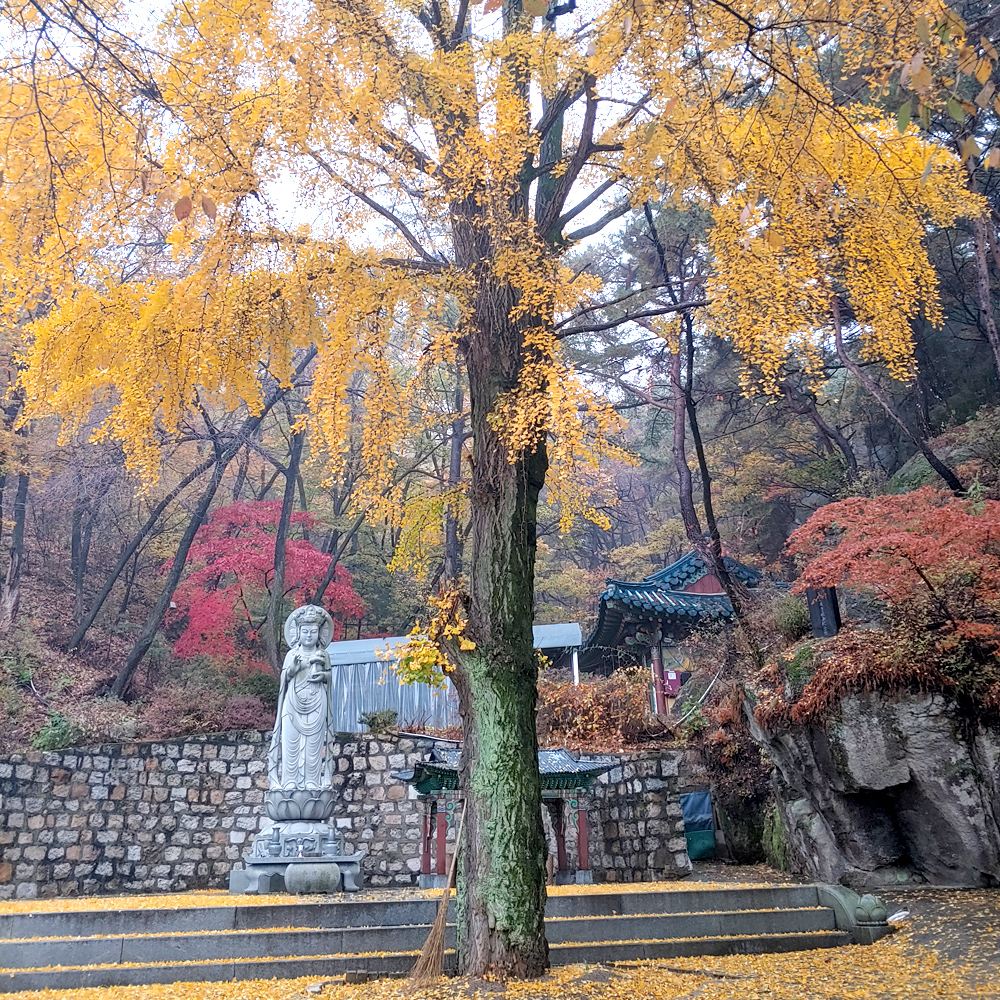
[0,893,299,915]
[0,881,792,916]
[3,887,996,999]
[3,906,1000,1000]
[0,932,993,1000]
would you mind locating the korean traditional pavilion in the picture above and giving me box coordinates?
[394,748,614,887]
[574,550,761,711]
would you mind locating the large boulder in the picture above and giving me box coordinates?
[746,692,1000,889]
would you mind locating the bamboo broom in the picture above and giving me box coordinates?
[408,801,466,986]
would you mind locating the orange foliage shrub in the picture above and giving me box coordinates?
[788,487,1000,645]
[536,667,655,751]
[142,683,275,738]
[754,627,965,730]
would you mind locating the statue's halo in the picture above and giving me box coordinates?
[283,604,334,649]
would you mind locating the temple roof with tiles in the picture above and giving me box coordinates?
[576,551,761,674]
[393,749,617,794]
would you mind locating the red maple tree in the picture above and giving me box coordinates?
[771,488,1000,717]
[168,501,365,673]
[788,487,1000,644]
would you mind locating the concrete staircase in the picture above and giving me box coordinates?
[0,885,890,991]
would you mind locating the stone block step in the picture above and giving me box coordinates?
[1,954,421,992]
[0,900,437,941]
[0,925,446,971]
[549,930,853,963]
[0,883,893,993]
[0,885,828,941]
[544,907,837,943]
[0,907,835,970]
[0,931,853,993]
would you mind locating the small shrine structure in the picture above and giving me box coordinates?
[394,748,614,887]
[574,551,761,711]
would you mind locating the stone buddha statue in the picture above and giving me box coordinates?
[268,604,334,791]
[232,602,365,894]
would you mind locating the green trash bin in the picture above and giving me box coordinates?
[684,828,716,861]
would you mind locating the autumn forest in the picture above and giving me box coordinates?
[2,0,1000,978]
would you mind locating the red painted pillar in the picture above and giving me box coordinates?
[421,803,431,875]
[576,806,590,873]
[435,805,447,876]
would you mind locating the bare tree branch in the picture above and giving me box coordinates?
[309,150,446,265]
[555,300,710,339]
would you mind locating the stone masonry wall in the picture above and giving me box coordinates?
[586,751,691,882]
[0,732,689,900]
[0,731,438,900]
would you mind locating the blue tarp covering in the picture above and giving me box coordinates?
[680,791,716,861]
[680,791,714,831]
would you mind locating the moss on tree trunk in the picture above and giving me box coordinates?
[452,287,549,978]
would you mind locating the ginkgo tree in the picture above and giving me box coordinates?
[0,0,988,977]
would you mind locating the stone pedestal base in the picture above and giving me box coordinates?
[229,853,366,894]
[247,820,344,862]
[229,819,366,894]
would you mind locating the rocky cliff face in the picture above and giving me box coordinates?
[747,692,1000,889]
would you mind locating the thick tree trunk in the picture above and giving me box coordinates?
[231,447,250,501]
[312,513,364,604]
[669,340,742,609]
[831,300,964,495]
[296,474,309,523]
[71,473,97,624]
[255,467,282,501]
[779,381,859,482]
[0,470,29,634]
[452,289,549,979]
[669,348,701,541]
[973,213,1000,382]
[644,204,750,618]
[680,320,763,667]
[265,426,305,673]
[71,486,85,622]
[117,549,140,619]
[84,348,317,661]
